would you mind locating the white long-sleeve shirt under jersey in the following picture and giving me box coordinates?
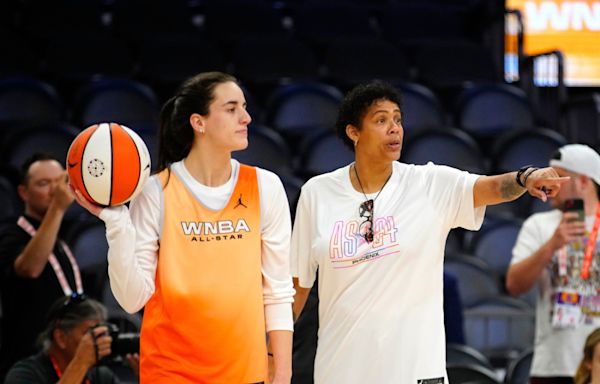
[98,159,295,332]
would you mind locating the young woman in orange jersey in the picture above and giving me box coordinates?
[74,72,294,383]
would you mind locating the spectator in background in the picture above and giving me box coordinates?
[0,153,84,381]
[507,144,600,384]
[4,293,138,383]
[574,328,600,384]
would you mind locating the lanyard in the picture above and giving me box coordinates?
[17,216,83,295]
[49,353,92,384]
[581,204,600,280]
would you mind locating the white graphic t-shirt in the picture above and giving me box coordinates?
[291,161,484,383]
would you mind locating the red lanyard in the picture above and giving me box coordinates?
[17,216,83,295]
[581,204,600,280]
[49,353,91,384]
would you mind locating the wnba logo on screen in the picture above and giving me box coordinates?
[525,1,600,31]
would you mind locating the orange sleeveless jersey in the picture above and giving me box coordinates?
[140,165,267,383]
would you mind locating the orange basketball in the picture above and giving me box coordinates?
[67,122,151,206]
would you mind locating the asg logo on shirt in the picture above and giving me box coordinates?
[180,219,250,242]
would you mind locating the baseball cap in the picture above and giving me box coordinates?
[549,144,600,185]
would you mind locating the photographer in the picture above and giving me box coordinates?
[507,144,600,384]
[4,294,139,384]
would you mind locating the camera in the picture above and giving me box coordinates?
[96,323,140,360]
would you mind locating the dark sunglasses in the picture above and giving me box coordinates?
[359,199,374,243]
[55,292,88,326]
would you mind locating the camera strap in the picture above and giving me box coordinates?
[581,203,600,280]
[49,352,91,384]
[17,216,84,295]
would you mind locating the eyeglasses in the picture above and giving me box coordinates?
[359,199,374,243]
[55,292,88,326]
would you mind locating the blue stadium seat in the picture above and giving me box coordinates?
[463,296,535,364]
[505,348,533,384]
[444,254,500,308]
[298,131,354,178]
[72,78,160,128]
[2,123,79,168]
[264,82,343,140]
[457,83,535,138]
[0,77,63,126]
[232,125,293,177]
[446,363,501,384]
[492,128,567,173]
[468,216,523,287]
[396,82,446,136]
[446,343,494,370]
[401,128,486,174]
[66,218,109,299]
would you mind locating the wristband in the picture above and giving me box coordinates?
[516,165,533,187]
[522,167,540,188]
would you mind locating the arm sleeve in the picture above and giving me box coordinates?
[99,177,161,314]
[290,183,318,289]
[258,169,295,332]
[424,163,485,231]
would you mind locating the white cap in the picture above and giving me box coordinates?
[549,144,600,185]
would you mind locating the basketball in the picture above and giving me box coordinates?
[67,122,151,206]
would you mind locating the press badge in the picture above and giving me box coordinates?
[552,290,582,328]
[582,294,600,318]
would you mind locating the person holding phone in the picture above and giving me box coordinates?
[507,144,600,384]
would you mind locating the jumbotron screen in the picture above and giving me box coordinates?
[507,0,600,86]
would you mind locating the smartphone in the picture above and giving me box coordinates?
[563,198,585,221]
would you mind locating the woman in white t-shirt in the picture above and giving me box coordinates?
[291,80,567,383]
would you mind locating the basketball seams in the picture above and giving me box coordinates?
[66,124,98,205]
[67,122,150,206]
[109,123,115,206]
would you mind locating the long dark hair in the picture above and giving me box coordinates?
[157,72,238,172]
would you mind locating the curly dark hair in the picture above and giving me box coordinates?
[335,81,402,151]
